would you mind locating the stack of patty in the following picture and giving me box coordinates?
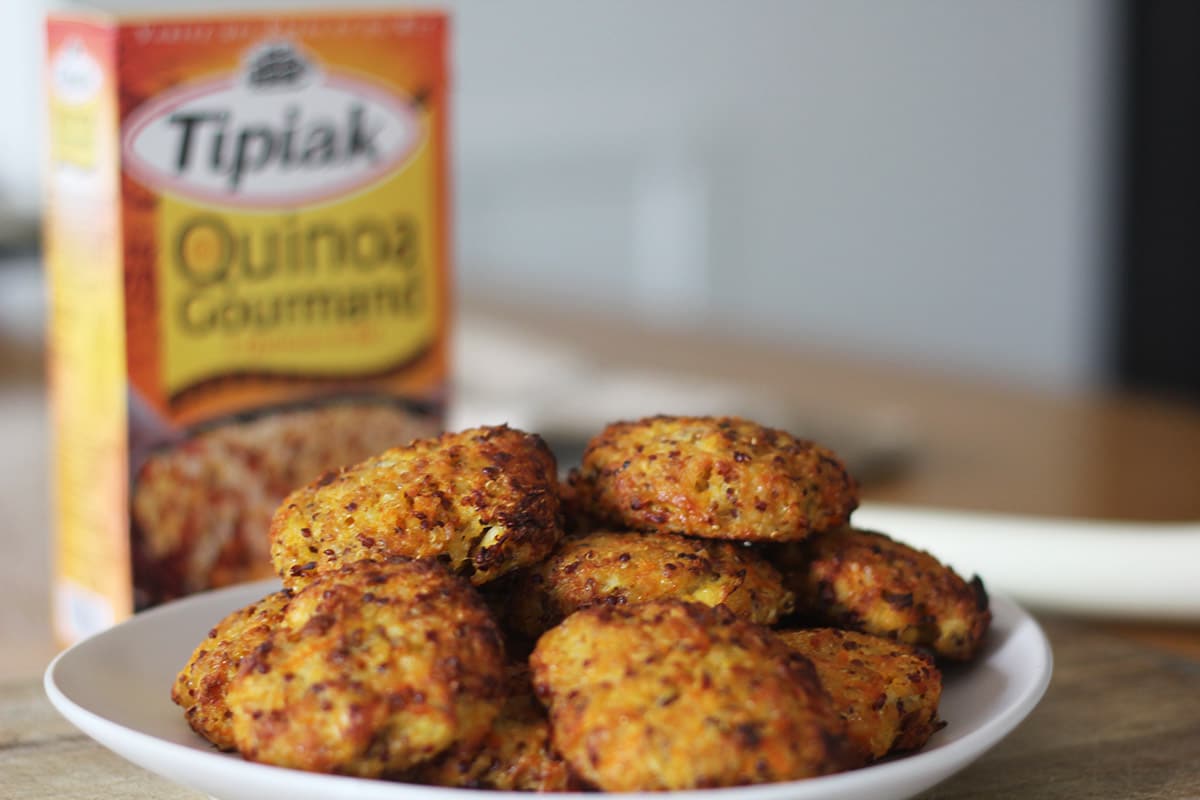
[173,416,992,791]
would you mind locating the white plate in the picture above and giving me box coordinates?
[45,579,1052,800]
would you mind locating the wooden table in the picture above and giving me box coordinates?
[4,300,1200,798]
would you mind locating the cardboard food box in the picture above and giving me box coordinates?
[44,8,451,643]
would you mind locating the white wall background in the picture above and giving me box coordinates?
[3,0,1117,389]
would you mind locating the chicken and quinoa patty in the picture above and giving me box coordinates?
[408,665,578,791]
[172,588,293,751]
[776,628,943,765]
[225,558,506,777]
[779,528,991,661]
[505,530,795,637]
[530,600,848,791]
[569,416,858,542]
[270,425,563,589]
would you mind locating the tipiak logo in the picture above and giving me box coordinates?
[122,42,422,207]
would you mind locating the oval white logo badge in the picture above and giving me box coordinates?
[52,37,103,105]
[122,42,421,208]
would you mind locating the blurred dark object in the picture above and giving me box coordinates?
[0,249,44,384]
[0,211,39,255]
[1116,0,1200,400]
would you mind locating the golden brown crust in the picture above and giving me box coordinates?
[225,558,506,777]
[530,600,848,791]
[171,589,292,750]
[505,530,795,637]
[569,416,858,542]
[778,528,991,661]
[776,628,943,765]
[270,425,563,589]
[407,665,579,791]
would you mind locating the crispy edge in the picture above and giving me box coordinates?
[171,588,292,750]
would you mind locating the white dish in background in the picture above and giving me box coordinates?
[854,503,1200,620]
[46,579,1052,800]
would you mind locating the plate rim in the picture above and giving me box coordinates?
[44,580,1053,800]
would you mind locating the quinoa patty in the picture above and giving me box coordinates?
[172,588,292,751]
[530,600,848,790]
[506,529,794,637]
[778,528,991,661]
[225,558,506,777]
[569,416,857,542]
[270,425,562,589]
[777,628,943,764]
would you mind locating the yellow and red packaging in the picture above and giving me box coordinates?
[44,8,451,643]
